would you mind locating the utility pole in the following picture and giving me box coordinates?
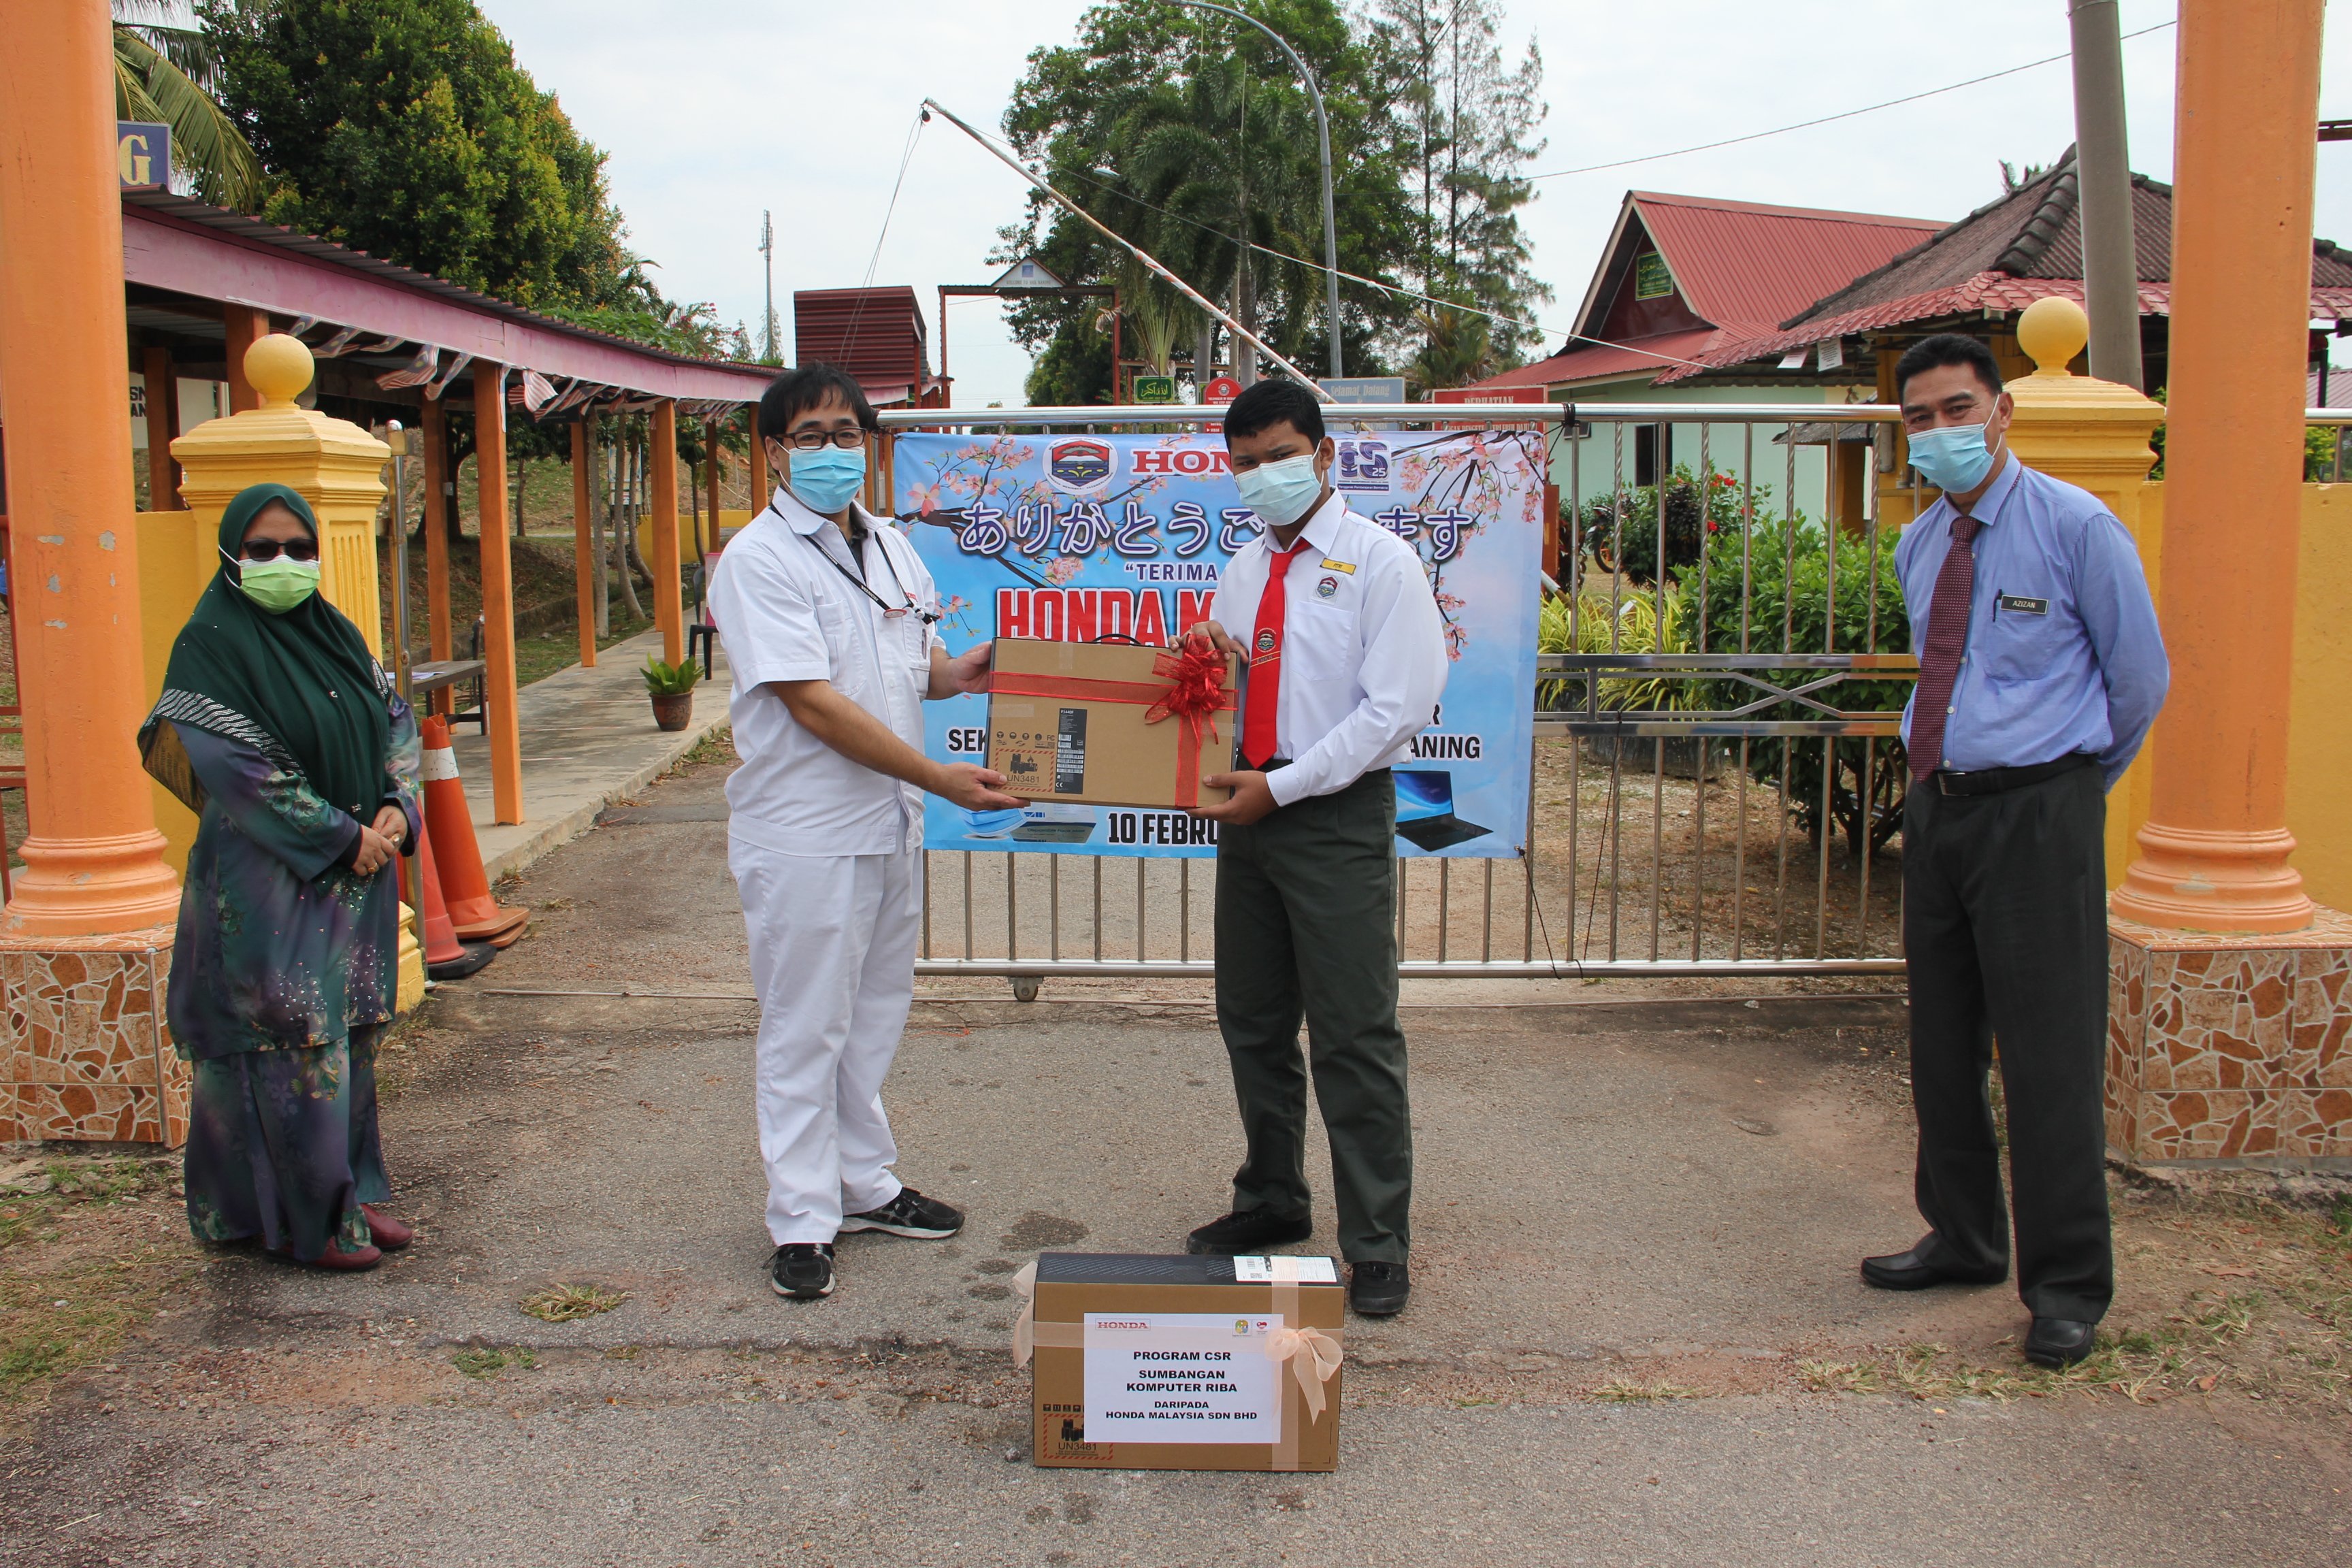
[2068,0,2144,389]
[760,210,778,363]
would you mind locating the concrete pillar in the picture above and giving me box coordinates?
[472,362,525,825]
[572,419,598,669]
[141,346,182,508]
[223,306,267,415]
[651,401,684,666]
[2109,0,2323,934]
[0,0,184,1144]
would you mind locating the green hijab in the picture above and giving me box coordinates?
[139,484,392,820]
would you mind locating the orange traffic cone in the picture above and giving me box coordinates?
[416,822,494,980]
[417,715,529,948]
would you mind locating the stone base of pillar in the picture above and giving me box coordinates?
[2106,904,2352,1170]
[0,925,184,1147]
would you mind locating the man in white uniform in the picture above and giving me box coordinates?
[708,365,1019,1301]
[1187,378,1449,1318]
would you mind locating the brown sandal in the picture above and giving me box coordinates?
[272,1239,382,1271]
[361,1204,413,1251]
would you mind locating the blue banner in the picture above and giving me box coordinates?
[892,426,1542,858]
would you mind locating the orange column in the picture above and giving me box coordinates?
[0,1,179,936]
[651,400,684,665]
[702,417,722,559]
[141,344,180,508]
[419,393,453,717]
[472,363,524,823]
[2110,0,2324,933]
[571,418,597,668]
[750,408,770,506]
[223,306,267,414]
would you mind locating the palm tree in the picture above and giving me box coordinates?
[112,2,263,211]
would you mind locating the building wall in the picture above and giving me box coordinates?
[1547,378,1852,529]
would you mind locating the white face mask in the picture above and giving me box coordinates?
[1232,453,1325,529]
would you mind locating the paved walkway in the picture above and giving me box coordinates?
[446,628,730,880]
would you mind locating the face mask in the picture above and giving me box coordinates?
[1908,418,2001,493]
[227,551,321,614]
[1233,453,1325,529]
[786,444,868,514]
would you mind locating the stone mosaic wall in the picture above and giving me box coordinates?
[0,928,184,1147]
[2108,906,2352,1166]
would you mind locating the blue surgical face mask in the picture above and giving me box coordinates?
[786,444,868,514]
[1908,417,2002,494]
[1233,453,1325,529]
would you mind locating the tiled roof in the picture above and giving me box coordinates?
[1624,191,1944,336]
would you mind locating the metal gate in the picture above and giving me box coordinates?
[876,401,1919,988]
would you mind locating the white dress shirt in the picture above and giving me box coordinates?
[1208,494,1449,808]
[706,486,940,856]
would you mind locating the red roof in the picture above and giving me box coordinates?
[1454,191,1942,396]
[1622,192,1944,336]
[794,287,932,393]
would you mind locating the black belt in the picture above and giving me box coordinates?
[1929,753,2096,796]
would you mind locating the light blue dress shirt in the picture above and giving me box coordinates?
[1893,455,2168,789]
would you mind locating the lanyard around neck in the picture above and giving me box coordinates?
[787,507,936,623]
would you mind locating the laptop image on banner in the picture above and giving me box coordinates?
[1393,770,1491,852]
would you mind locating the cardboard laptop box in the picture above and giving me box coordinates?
[1022,1252,1343,1472]
[986,638,1238,811]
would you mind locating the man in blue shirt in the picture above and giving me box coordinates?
[1863,333,2168,1368]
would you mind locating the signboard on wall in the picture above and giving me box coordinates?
[892,427,1545,860]
[117,121,169,191]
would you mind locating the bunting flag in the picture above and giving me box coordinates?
[311,325,364,359]
[374,343,440,391]
[509,370,557,414]
[424,352,475,401]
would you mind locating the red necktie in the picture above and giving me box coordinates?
[1241,540,1311,770]
[1908,514,1981,781]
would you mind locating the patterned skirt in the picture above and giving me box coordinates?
[183,1024,390,1261]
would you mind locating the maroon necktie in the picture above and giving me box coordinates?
[1908,514,1981,781]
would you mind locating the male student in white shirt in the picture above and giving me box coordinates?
[707,364,1019,1301]
[1186,378,1450,1317]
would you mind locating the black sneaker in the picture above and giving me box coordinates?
[839,1187,964,1239]
[1348,1260,1410,1317]
[1185,1207,1313,1256]
[770,1242,835,1299]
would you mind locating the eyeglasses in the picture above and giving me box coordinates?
[239,538,319,562]
[783,428,870,451]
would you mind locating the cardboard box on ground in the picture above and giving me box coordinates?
[1028,1254,1344,1473]
[986,638,1239,810]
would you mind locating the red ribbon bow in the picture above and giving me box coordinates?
[1144,638,1230,749]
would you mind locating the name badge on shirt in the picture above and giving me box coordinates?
[1997,594,2048,616]
[1318,558,1356,574]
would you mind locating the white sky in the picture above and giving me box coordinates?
[483,0,2352,405]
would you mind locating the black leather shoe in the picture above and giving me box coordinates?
[1186,1207,1312,1256]
[1860,1235,2008,1291]
[1348,1260,1410,1317]
[2023,1316,2097,1368]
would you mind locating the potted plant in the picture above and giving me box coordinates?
[641,656,700,732]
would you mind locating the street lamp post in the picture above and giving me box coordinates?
[1160,0,1343,380]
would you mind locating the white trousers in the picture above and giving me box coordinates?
[729,837,917,1245]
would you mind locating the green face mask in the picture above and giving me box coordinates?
[232,554,322,614]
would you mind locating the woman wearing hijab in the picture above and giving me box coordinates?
[139,483,425,1271]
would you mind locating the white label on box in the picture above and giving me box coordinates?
[1231,1255,1339,1284]
[1083,1313,1282,1444]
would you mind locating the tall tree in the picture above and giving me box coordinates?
[1364,0,1550,385]
[1000,0,1414,404]
[199,0,628,310]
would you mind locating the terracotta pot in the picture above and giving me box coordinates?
[651,691,693,732]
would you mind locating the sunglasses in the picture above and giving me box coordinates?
[238,538,319,563]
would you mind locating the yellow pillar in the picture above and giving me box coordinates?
[651,401,685,666]
[473,362,525,825]
[171,336,391,657]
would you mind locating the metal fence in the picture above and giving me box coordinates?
[878,400,1933,992]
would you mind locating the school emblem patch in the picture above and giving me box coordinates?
[1316,575,1339,599]
[1254,628,1278,654]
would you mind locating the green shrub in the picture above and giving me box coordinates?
[1575,464,1750,585]
[640,656,700,697]
[1678,513,1914,858]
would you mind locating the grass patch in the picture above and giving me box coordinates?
[668,725,736,775]
[520,1283,627,1323]
[1588,1379,1703,1404]
[0,1154,192,1403]
[452,1345,540,1379]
